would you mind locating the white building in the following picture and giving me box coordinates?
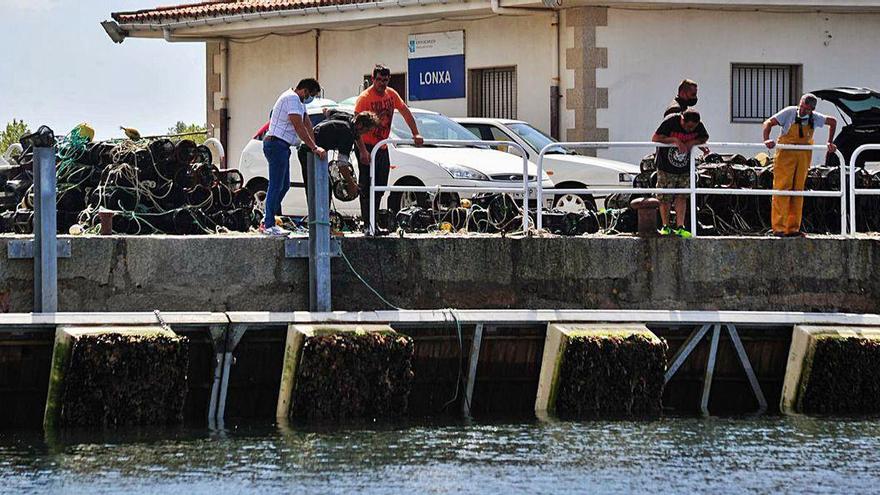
[104,0,880,166]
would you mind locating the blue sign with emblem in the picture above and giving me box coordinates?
[408,31,465,101]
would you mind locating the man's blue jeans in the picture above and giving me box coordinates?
[262,137,291,228]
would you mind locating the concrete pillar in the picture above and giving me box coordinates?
[44,325,188,429]
[276,324,414,421]
[535,323,666,418]
[781,325,880,415]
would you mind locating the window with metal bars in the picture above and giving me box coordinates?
[468,66,517,119]
[731,64,802,122]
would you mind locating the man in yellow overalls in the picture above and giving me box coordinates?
[762,94,837,237]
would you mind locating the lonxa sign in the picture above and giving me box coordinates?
[407,31,465,101]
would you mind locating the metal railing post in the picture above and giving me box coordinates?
[536,148,546,231]
[689,147,698,237]
[307,152,331,312]
[836,149,847,235]
[848,144,880,235]
[521,152,529,232]
[369,143,378,236]
[33,146,58,313]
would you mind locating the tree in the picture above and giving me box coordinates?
[167,121,208,144]
[0,119,30,156]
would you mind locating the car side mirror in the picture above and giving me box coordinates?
[505,145,523,157]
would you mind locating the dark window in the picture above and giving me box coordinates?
[362,73,407,101]
[461,123,488,139]
[731,64,802,122]
[468,67,517,119]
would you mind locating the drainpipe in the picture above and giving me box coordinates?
[220,39,230,163]
[551,10,561,139]
[315,29,320,80]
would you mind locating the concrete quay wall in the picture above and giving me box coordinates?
[0,235,877,313]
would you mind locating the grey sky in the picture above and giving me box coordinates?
[0,0,205,140]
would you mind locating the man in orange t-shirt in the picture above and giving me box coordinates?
[354,64,423,227]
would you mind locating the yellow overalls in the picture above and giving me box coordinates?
[772,117,814,234]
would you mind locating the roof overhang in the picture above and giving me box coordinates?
[105,0,536,42]
[103,0,880,43]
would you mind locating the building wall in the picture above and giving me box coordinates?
[225,14,559,165]
[595,9,880,164]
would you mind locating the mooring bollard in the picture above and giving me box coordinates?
[26,126,58,312]
[98,210,114,235]
[629,197,661,236]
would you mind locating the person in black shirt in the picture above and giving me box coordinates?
[664,79,699,116]
[651,108,709,237]
[299,109,380,211]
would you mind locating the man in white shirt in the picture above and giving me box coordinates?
[763,93,837,237]
[262,78,327,236]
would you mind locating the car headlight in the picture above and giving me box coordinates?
[619,172,637,183]
[441,163,490,181]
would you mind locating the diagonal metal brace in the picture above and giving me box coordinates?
[664,324,711,384]
[726,324,768,414]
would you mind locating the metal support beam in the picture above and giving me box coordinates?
[207,324,226,425]
[700,324,722,416]
[462,323,484,417]
[216,324,249,421]
[664,324,711,384]
[33,146,58,313]
[8,239,71,259]
[726,324,768,414]
[307,152,332,312]
[285,238,340,258]
[207,323,250,424]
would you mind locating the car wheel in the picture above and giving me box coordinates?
[553,193,597,213]
[388,178,429,213]
[246,178,268,215]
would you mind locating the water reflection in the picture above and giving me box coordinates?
[2,416,880,493]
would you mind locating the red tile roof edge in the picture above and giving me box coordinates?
[112,0,369,24]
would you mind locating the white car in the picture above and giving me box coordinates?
[455,117,640,211]
[238,103,554,217]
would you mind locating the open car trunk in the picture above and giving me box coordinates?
[813,87,880,168]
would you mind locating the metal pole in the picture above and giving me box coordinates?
[837,149,846,235]
[462,323,484,417]
[369,143,378,236]
[33,146,57,313]
[521,154,529,233]
[537,150,545,231]
[725,324,768,414]
[308,152,331,312]
[689,147,698,237]
[700,324,721,416]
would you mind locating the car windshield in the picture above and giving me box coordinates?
[392,112,478,143]
[836,95,880,115]
[507,123,570,154]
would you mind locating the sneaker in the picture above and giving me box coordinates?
[659,225,673,236]
[674,226,693,238]
[260,225,289,236]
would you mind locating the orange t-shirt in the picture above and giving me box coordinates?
[354,86,407,147]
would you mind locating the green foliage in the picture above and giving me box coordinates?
[167,121,208,144]
[0,119,31,156]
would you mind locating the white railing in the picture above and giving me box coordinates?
[368,139,533,235]
[848,144,880,235]
[536,142,847,236]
